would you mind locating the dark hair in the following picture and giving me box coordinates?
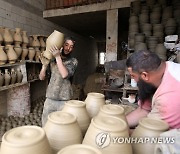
[126,50,161,73]
[64,36,75,45]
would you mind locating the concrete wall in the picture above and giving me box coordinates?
[0,0,97,85]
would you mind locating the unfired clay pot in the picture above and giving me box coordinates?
[10,68,17,84]
[3,28,13,45]
[21,48,28,61]
[0,46,7,65]
[22,31,29,48]
[0,126,53,154]
[32,35,40,47]
[131,117,169,154]
[0,70,4,86]
[83,116,132,154]
[43,111,83,154]
[85,92,105,118]
[57,144,102,154]
[43,30,64,60]
[14,28,22,47]
[96,104,128,124]
[4,69,11,86]
[16,68,23,83]
[28,47,35,61]
[61,100,91,136]
[6,45,18,64]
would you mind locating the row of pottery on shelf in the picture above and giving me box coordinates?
[0,92,170,154]
[0,27,46,49]
[0,45,41,64]
[0,68,23,87]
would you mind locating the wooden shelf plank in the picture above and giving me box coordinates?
[0,82,29,91]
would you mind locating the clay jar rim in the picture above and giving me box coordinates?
[92,115,127,132]
[57,144,102,154]
[87,92,105,99]
[65,100,85,108]
[2,126,46,147]
[100,104,125,115]
[48,111,77,125]
[139,118,169,131]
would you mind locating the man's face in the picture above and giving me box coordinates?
[63,40,74,55]
[127,67,157,102]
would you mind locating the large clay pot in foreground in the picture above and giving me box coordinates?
[43,30,64,60]
[61,100,91,136]
[57,144,102,154]
[0,126,53,154]
[131,117,169,154]
[85,92,105,118]
[43,111,83,154]
[83,116,132,154]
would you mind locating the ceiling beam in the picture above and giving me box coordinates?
[43,0,135,18]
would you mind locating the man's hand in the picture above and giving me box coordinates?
[49,45,61,58]
[39,53,50,67]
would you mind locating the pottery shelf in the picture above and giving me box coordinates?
[0,61,46,118]
[0,82,28,91]
[0,60,41,68]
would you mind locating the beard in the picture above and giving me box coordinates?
[61,49,71,59]
[137,78,157,103]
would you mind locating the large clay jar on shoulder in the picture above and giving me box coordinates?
[0,126,53,154]
[131,117,169,154]
[85,92,105,118]
[83,115,132,154]
[57,144,102,154]
[0,46,7,65]
[96,104,128,124]
[43,111,83,154]
[61,100,91,136]
[43,30,64,60]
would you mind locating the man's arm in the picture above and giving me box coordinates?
[126,107,149,128]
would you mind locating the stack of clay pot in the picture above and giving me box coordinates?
[0,68,23,87]
[134,33,147,52]
[21,31,29,61]
[155,43,167,60]
[147,36,159,52]
[30,35,40,62]
[13,28,23,60]
[128,0,179,57]
[165,18,177,35]
[173,0,180,36]
[153,24,164,43]
[128,15,139,49]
